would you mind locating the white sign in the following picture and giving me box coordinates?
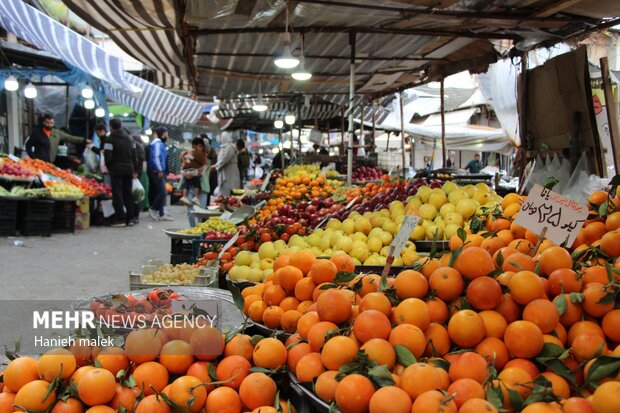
[261,172,272,191]
[219,231,240,259]
[315,216,330,229]
[8,155,20,162]
[320,164,335,176]
[389,215,421,257]
[514,184,588,247]
[519,159,536,195]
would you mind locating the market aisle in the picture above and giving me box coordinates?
[0,204,192,300]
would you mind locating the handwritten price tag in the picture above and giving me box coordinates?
[219,231,240,259]
[260,172,272,191]
[514,184,588,247]
[345,197,358,209]
[8,155,20,162]
[389,215,421,258]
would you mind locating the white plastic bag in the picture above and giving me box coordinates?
[132,178,145,203]
[562,152,609,205]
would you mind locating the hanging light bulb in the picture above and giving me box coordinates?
[23,83,37,99]
[252,81,268,112]
[81,85,94,99]
[145,128,153,136]
[274,120,284,129]
[292,36,312,80]
[123,113,129,117]
[285,112,296,125]
[4,76,18,91]
[84,99,95,109]
[94,107,105,117]
[273,6,299,69]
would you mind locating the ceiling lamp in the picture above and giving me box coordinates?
[145,128,153,135]
[24,83,37,99]
[292,36,312,81]
[84,99,95,109]
[4,76,18,91]
[123,112,129,117]
[285,112,296,125]
[252,81,268,112]
[94,107,105,117]
[81,85,94,99]
[274,5,299,69]
[274,120,284,129]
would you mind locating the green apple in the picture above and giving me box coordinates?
[442,181,459,194]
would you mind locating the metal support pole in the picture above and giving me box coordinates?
[347,32,356,186]
[340,107,345,156]
[399,92,406,175]
[298,104,303,162]
[601,57,620,175]
[360,101,365,152]
[290,125,294,165]
[279,128,284,170]
[441,79,447,168]
[371,103,376,153]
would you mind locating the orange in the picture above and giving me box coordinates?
[479,310,507,339]
[368,386,412,413]
[592,381,620,413]
[3,357,39,392]
[0,392,15,413]
[159,340,194,375]
[297,311,320,339]
[447,310,485,348]
[77,368,116,406]
[497,367,534,399]
[606,211,620,231]
[263,285,287,306]
[428,267,464,301]
[508,271,545,305]
[475,337,510,370]
[286,342,312,373]
[330,253,355,273]
[189,326,223,362]
[279,296,300,313]
[481,236,506,256]
[280,310,302,333]
[447,379,485,409]
[501,251,536,273]
[321,336,359,371]
[353,309,391,343]
[38,347,77,381]
[315,370,339,403]
[602,309,620,342]
[539,246,573,275]
[454,247,495,280]
[494,293,521,323]
[394,270,428,299]
[504,320,544,358]
[448,352,489,384]
[410,390,457,413]
[538,372,570,399]
[389,324,426,359]
[359,292,392,316]
[561,397,594,413]
[253,337,287,370]
[502,193,522,210]
[294,277,317,301]
[400,363,444,400]
[69,342,93,368]
[459,398,498,413]
[224,334,254,361]
[94,347,128,377]
[426,297,449,324]
[168,376,207,413]
[316,289,352,324]
[588,191,608,208]
[424,323,451,357]
[554,293,583,327]
[278,266,303,294]
[132,361,168,396]
[581,265,609,285]
[509,238,534,254]
[125,329,162,365]
[356,274,381,297]
[273,255,291,272]
[205,387,241,413]
[583,222,607,244]
[239,372,277,410]
[50,397,84,413]
[419,257,440,278]
[582,282,614,317]
[547,269,582,296]
[361,338,396,369]
[335,374,375,413]
[572,334,607,362]
[247,300,268,323]
[308,321,339,352]
[523,299,560,333]
[289,250,316,275]
[243,294,262,314]
[393,298,430,331]
[14,380,56,412]
[186,361,213,387]
[503,359,539,380]
[109,385,139,412]
[295,353,325,382]
[466,277,502,310]
[215,355,251,390]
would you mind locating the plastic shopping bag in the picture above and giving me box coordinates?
[562,152,609,205]
[132,178,145,203]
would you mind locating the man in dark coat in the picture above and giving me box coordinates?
[104,118,136,227]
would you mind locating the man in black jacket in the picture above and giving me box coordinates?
[104,119,136,227]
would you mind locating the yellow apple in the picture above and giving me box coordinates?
[369,214,385,228]
[456,199,476,219]
[260,258,274,270]
[258,242,277,260]
[326,219,342,231]
[419,204,438,220]
[448,189,469,205]
[442,181,459,194]
[410,225,426,241]
[445,211,464,226]
[444,223,460,239]
[417,186,432,203]
[440,203,456,219]
[334,236,353,253]
[428,189,448,210]
[368,237,383,253]
[351,232,368,243]
[355,217,372,235]
[378,231,393,245]
[402,250,420,266]
[425,224,443,240]
[235,251,253,266]
[382,220,398,235]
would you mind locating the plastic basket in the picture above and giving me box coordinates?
[20,218,52,237]
[52,200,77,233]
[0,217,17,236]
[0,197,18,219]
[22,200,54,219]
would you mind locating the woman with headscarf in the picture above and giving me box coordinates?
[214,132,239,197]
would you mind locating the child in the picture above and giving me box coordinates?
[179,138,207,207]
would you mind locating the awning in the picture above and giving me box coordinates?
[0,0,136,93]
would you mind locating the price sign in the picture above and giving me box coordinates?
[345,196,358,209]
[389,215,421,258]
[40,173,50,183]
[519,159,536,194]
[8,155,20,162]
[260,172,272,191]
[514,184,588,247]
[219,231,240,259]
[320,163,335,176]
[315,216,330,229]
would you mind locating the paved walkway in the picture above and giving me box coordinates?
[0,204,193,300]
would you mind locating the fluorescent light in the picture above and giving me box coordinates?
[4,76,18,91]
[285,113,296,125]
[274,120,284,129]
[274,45,300,69]
[141,135,149,143]
[252,101,268,112]
[84,99,95,109]
[123,113,129,117]
[81,85,94,99]
[292,50,312,80]
[271,148,279,154]
[94,107,105,117]
[24,83,37,99]
[145,128,153,135]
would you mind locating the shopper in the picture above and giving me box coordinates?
[149,127,173,221]
[446,151,457,168]
[201,134,218,206]
[179,137,207,207]
[131,135,147,225]
[236,139,250,189]
[104,119,136,227]
[25,114,84,162]
[214,132,239,197]
[465,153,483,174]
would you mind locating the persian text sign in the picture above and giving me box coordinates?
[389,215,421,257]
[514,184,588,247]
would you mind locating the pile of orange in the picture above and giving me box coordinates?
[344,177,405,204]
[0,326,297,413]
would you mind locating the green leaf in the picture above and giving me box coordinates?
[457,227,467,242]
[429,358,450,372]
[226,280,245,312]
[536,343,566,361]
[486,383,504,409]
[329,401,343,413]
[448,249,462,268]
[379,276,389,291]
[606,262,616,283]
[367,364,395,388]
[286,339,307,350]
[250,367,277,374]
[543,176,559,190]
[250,335,266,347]
[207,363,218,381]
[599,201,609,217]
[508,261,525,271]
[569,292,584,303]
[333,272,358,284]
[274,391,282,412]
[586,356,620,385]
[554,294,568,316]
[506,387,524,411]
[496,250,504,268]
[320,283,336,290]
[394,345,417,367]
[597,291,617,305]
[544,358,577,384]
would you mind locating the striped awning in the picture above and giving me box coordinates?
[63,0,189,89]
[102,73,203,125]
[0,0,137,92]
[215,99,342,122]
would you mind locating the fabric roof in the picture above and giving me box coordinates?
[0,0,136,92]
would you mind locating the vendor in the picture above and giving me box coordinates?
[465,153,483,174]
[25,114,85,163]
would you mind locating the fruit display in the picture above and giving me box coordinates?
[177,217,237,237]
[0,159,37,179]
[44,181,85,198]
[86,289,183,325]
[141,263,201,285]
[0,186,51,198]
[351,165,386,181]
